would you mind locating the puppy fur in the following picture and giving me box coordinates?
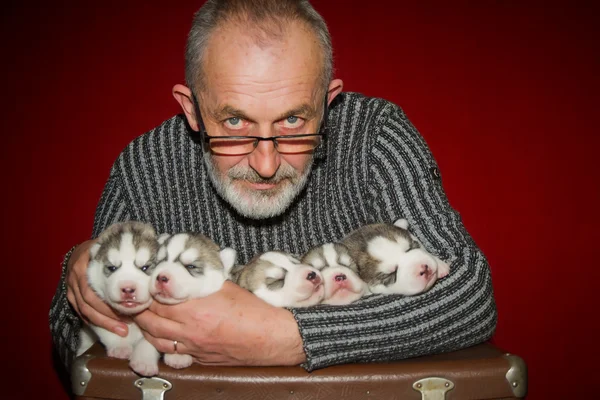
[301,243,369,305]
[149,232,236,369]
[78,221,161,377]
[342,218,450,296]
[230,251,325,308]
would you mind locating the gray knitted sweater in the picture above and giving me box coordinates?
[49,92,496,371]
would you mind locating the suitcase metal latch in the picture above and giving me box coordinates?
[134,377,173,400]
[412,377,454,400]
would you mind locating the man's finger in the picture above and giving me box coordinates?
[70,285,91,324]
[66,289,80,317]
[147,301,183,319]
[134,310,185,340]
[80,284,120,319]
[141,330,190,355]
[74,288,127,336]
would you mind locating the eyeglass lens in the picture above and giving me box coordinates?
[209,135,322,155]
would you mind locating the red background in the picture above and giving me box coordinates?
[2,1,598,398]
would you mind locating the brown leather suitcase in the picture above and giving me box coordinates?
[72,342,527,400]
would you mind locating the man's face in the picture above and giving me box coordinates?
[198,21,324,219]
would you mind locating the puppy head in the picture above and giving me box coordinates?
[302,243,368,305]
[343,220,450,296]
[149,233,235,304]
[232,251,325,308]
[87,221,158,315]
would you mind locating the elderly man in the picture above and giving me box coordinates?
[50,0,496,372]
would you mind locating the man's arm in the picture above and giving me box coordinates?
[49,164,131,369]
[291,102,497,371]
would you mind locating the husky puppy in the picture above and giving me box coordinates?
[229,251,325,308]
[342,219,450,296]
[301,243,369,305]
[149,232,236,369]
[77,221,161,377]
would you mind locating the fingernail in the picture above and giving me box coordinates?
[114,326,127,337]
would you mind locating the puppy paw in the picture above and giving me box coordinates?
[164,353,193,369]
[129,357,159,377]
[437,260,450,278]
[107,345,133,359]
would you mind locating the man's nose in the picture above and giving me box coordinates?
[247,138,281,179]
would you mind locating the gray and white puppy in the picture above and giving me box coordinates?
[342,218,450,296]
[77,221,161,377]
[149,232,236,370]
[229,251,325,308]
[301,243,369,305]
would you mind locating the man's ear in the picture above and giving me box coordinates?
[172,84,199,131]
[326,78,344,105]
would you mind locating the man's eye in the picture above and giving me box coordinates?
[224,117,244,130]
[281,116,304,129]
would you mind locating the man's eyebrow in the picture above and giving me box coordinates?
[211,104,318,121]
[273,104,317,121]
[212,105,252,121]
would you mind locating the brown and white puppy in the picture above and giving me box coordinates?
[149,232,236,370]
[77,221,161,377]
[229,251,325,308]
[301,243,369,305]
[342,218,450,296]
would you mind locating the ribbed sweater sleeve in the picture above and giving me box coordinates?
[48,161,131,369]
[291,102,497,371]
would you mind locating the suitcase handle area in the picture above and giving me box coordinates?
[134,377,173,400]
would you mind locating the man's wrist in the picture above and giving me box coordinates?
[277,308,306,365]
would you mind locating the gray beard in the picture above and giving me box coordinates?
[203,152,313,219]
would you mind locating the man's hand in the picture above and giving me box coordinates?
[133,281,306,366]
[65,240,129,337]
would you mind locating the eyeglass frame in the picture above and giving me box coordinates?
[190,92,329,155]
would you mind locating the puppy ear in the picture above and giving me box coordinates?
[157,233,171,245]
[219,247,237,275]
[393,218,409,230]
[435,257,450,278]
[89,242,101,258]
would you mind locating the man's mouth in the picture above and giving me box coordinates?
[247,182,278,190]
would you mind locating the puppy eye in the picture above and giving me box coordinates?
[141,265,150,272]
[106,265,117,273]
[266,278,285,290]
[378,270,397,286]
[185,265,196,270]
[384,273,397,286]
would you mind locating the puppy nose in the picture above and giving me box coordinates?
[419,265,430,276]
[335,274,347,282]
[306,271,321,285]
[157,274,169,283]
[121,287,135,294]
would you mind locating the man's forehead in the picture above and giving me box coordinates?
[200,21,323,106]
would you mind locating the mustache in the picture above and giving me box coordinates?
[227,163,299,184]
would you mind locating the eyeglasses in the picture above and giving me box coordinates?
[191,93,328,156]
